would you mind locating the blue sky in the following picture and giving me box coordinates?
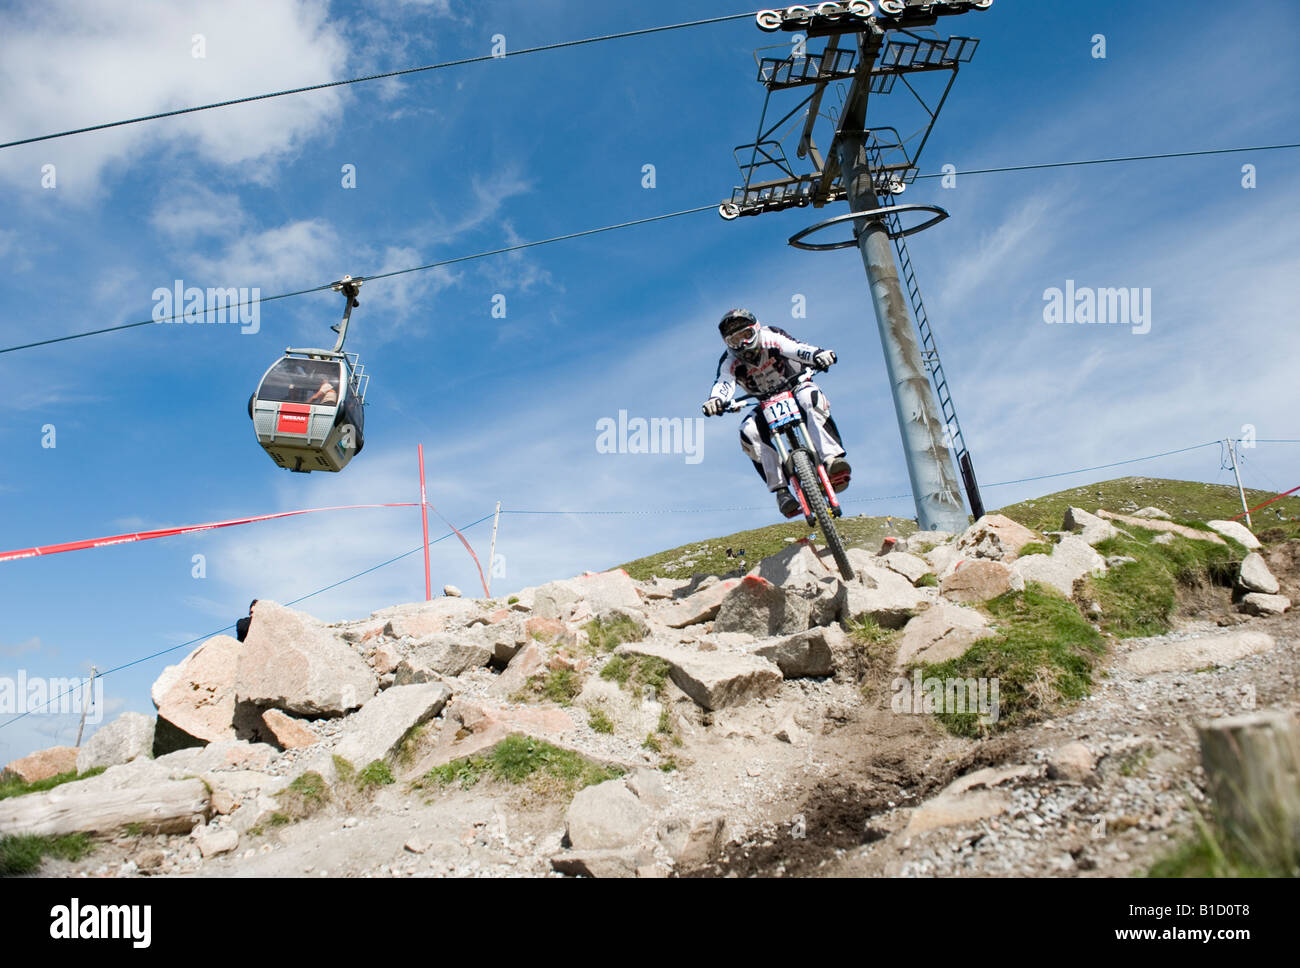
[1,0,1298,762]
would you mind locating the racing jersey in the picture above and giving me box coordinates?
[709,325,822,402]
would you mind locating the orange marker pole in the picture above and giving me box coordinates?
[418,445,431,601]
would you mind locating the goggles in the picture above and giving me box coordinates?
[724,324,758,349]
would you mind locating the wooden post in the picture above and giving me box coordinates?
[486,501,502,597]
[74,666,97,748]
[1197,711,1300,865]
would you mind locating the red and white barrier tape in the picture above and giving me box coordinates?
[0,504,418,563]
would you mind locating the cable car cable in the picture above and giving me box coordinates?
[0,204,716,354]
[2,141,1295,356]
[0,12,757,150]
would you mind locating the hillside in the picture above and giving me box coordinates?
[621,476,1300,580]
[3,475,1298,881]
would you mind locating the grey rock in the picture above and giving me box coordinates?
[234,601,377,718]
[332,683,452,772]
[550,847,644,878]
[1063,507,1118,546]
[565,778,654,850]
[751,625,851,678]
[1239,593,1291,617]
[1207,520,1262,550]
[397,633,493,679]
[893,599,994,669]
[1238,553,1280,595]
[614,643,782,711]
[77,712,155,774]
[1012,535,1107,597]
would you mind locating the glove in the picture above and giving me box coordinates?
[813,349,837,371]
[702,397,726,417]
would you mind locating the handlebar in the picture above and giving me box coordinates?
[719,372,815,412]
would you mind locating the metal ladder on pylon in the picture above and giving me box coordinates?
[871,162,985,519]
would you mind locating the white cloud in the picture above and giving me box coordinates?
[0,0,350,197]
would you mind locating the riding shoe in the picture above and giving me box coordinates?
[776,489,802,519]
[827,456,852,493]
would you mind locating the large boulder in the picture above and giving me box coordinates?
[893,599,995,668]
[565,777,654,851]
[2,746,79,784]
[843,553,936,627]
[878,550,932,585]
[750,625,851,679]
[940,559,1023,604]
[614,643,782,711]
[661,579,741,629]
[535,570,642,621]
[955,514,1040,562]
[234,601,377,719]
[151,634,241,754]
[77,711,155,774]
[1011,536,1107,597]
[394,633,493,680]
[1207,520,1261,550]
[1239,593,1291,617]
[1063,507,1118,546]
[331,683,452,771]
[1238,553,1280,595]
[750,540,836,586]
[713,575,840,637]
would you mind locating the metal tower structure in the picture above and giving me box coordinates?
[721,0,992,531]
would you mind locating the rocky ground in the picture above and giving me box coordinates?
[4,506,1296,879]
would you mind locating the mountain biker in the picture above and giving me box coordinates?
[702,308,851,518]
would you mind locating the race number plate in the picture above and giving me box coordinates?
[762,391,800,430]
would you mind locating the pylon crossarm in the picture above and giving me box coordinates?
[787,203,948,250]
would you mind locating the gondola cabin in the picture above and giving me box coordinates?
[249,352,367,472]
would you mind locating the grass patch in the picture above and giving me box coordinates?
[921,583,1105,736]
[642,733,662,752]
[600,654,671,696]
[1016,541,1054,558]
[1086,529,1240,637]
[583,614,646,653]
[1149,806,1299,878]
[0,833,95,876]
[356,760,395,789]
[274,770,331,823]
[508,596,519,604]
[588,709,615,734]
[619,515,920,581]
[414,734,622,794]
[515,668,583,706]
[0,766,105,802]
[916,572,938,587]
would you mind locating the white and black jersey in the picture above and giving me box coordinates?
[709,325,822,401]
